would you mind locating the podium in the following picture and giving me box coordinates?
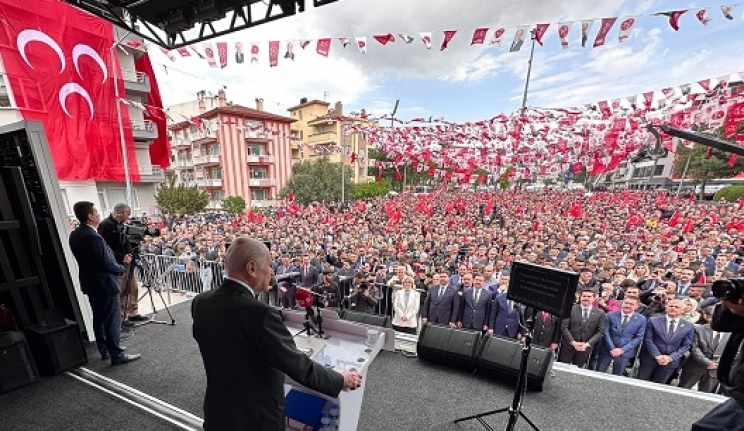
[282,310,395,431]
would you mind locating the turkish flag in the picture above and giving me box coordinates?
[0,0,139,181]
[135,54,170,169]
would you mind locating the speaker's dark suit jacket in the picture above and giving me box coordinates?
[192,279,344,431]
[69,224,125,296]
[422,285,460,325]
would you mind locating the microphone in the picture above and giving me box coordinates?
[295,288,318,324]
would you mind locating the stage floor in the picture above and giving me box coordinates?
[0,301,725,430]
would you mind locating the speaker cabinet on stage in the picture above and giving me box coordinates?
[25,319,87,376]
[417,323,481,371]
[0,331,39,393]
[340,310,391,328]
[475,334,554,392]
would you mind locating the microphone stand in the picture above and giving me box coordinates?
[454,311,541,431]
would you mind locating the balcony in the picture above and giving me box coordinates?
[251,199,279,208]
[192,128,218,143]
[248,178,277,187]
[193,155,221,166]
[246,154,274,164]
[308,132,337,145]
[132,120,158,141]
[173,160,193,170]
[171,138,191,149]
[197,178,223,188]
[122,69,151,94]
[138,165,165,182]
[245,130,271,141]
[206,200,223,210]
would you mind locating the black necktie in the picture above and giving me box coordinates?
[668,320,676,336]
[621,315,629,331]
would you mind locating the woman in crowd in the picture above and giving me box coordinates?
[391,276,420,334]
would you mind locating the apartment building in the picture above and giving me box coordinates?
[167,90,295,210]
[287,98,377,183]
[0,26,163,217]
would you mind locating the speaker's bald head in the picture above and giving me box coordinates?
[225,237,271,290]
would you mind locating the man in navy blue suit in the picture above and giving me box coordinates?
[637,299,694,384]
[489,278,522,339]
[422,273,460,327]
[458,275,492,332]
[596,296,646,375]
[68,201,140,365]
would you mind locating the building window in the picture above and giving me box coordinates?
[250,167,268,179]
[204,143,221,155]
[358,167,366,178]
[251,189,269,201]
[213,190,226,201]
[299,110,303,120]
[248,144,265,155]
[98,191,107,212]
[300,130,303,140]
[60,189,71,215]
[104,188,139,210]
[654,164,665,176]
[0,75,13,108]
[208,168,223,179]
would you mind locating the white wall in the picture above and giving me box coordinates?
[59,180,99,216]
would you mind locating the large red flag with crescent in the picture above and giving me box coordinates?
[0,0,139,181]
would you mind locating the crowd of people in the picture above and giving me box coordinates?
[104,187,744,390]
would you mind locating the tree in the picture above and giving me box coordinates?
[222,195,246,215]
[278,157,355,205]
[673,139,744,200]
[352,181,390,200]
[155,180,209,215]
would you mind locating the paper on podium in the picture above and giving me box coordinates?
[294,335,328,357]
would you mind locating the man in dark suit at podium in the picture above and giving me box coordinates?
[69,201,141,365]
[192,237,362,431]
[421,273,459,327]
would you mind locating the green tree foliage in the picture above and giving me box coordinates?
[673,141,744,200]
[351,181,390,200]
[221,195,247,215]
[713,185,744,202]
[155,181,209,215]
[278,158,355,205]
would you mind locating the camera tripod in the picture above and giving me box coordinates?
[122,256,177,328]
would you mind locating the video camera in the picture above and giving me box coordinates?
[712,278,744,302]
[122,218,161,257]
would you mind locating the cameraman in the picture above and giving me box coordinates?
[692,283,744,430]
[347,276,378,314]
[97,203,147,324]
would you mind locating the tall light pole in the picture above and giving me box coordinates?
[111,31,134,209]
[520,29,537,114]
[390,99,401,190]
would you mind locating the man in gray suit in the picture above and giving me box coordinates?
[422,273,460,327]
[559,289,606,367]
[678,306,730,392]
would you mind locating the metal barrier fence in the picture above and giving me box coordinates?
[135,254,225,297]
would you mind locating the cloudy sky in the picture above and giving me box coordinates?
[150,0,744,122]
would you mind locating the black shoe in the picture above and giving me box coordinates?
[122,320,135,327]
[128,315,149,322]
[101,353,109,361]
[111,353,141,366]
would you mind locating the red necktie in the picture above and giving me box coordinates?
[542,312,548,323]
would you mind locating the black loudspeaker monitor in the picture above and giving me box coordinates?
[475,334,554,392]
[25,319,87,376]
[340,310,391,328]
[0,332,39,393]
[417,323,481,371]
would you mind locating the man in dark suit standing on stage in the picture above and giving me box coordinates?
[528,308,561,351]
[192,237,362,431]
[678,306,729,392]
[69,201,141,365]
[457,276,492,332]
[421,272,459,327]
[637,299,694,384]
[275,255,296,308]
[489,279,522,339]
[559,289,606,367]
[596,296,646,375]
